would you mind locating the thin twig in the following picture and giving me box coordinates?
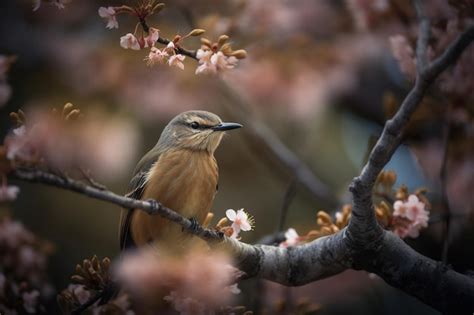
[12,168,222,242]
[79,167,107,191]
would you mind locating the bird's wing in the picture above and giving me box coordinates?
[119,148,161,250]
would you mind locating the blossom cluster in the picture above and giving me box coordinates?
[195,36,247,75]
[97,2,247,74]
[278,171,431,247]
[0,216,55,314]
[0,103,139,200]
[116,249,243,315]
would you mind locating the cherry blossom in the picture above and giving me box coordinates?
[120,33,140,50]
[117,249,239,312]
[98,7,119,29]
[225,209,253,238]
[168,54,186,70]
[392,194,430,238]
[196,50,239,75]
[145,47,168,66]
[279,228,302,247]
[195,49,217,75]
[211,52,238,70]
[144,27,160,48]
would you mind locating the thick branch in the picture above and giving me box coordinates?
[348,23,474,245]
[373,233,474,314]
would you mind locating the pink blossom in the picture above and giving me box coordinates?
[4,126,34,162]
[211,52,238,70]
[98,7,119,29]
[0,185,20,202]
[168,54,186,70]
[68,284,91,305]
[195,49,217,74]
[120,34,140,50]
[116,249,239,310]
[196,50,239,75]
[392,195,429,238]
[196,49,213,63]
[279,228,301,247]
[225,209,253,239]
[144,28,160,48]
[145,47,168,66]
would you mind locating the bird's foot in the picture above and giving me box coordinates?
[146,199,159,212]
[186,217,200,233]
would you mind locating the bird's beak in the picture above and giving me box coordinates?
[212,122,242,131]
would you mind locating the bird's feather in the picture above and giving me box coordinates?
[119,148,161,250]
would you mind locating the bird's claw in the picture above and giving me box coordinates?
[146,199,159,211]
[186,217,200,233]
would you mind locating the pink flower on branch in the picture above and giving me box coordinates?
[392,194,430,238]
[279,228,303,248]
[120,33,140,50]
[98,7,119,29]
[144,27,160,48]
[168,54,186,70]
[116,249,242,313]
[225,209,253,239]
[196,50,239,75]
[145,47,168,66]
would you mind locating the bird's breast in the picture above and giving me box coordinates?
[131,149,218,247]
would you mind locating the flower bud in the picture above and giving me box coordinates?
[188,29,206,36]
[231,49,247,59]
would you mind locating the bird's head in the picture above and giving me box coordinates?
[158,110,242,154]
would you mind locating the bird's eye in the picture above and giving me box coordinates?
[190,122,200,129]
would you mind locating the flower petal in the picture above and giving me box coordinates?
[226,209,236,221]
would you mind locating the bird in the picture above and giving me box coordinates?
[119,110,242,253]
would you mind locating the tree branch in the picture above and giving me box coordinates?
[12,168,222,243]
[347,23,474,247]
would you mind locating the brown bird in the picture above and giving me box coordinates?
[119,110,242,253]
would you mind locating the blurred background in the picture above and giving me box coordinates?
[0,0,473,314]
